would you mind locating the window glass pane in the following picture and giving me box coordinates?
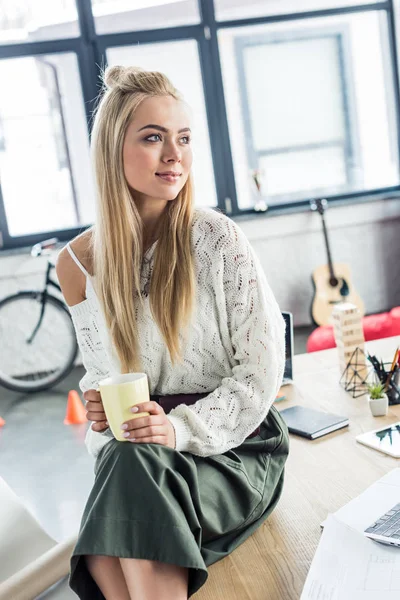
[219,11,399,209]
[0,55,95,237]
[107,40,217,209]
[259,147,347,196]
[92,0,200,34]
[0,0,79,45]
[245,38,346,150]
[216,0,378,22]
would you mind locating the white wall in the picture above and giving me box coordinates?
[236,197,400,324]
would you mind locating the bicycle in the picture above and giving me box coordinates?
[0,238,79,393]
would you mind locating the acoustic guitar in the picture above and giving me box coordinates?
[310,199,364,326]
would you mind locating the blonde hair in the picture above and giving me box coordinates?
[90,65,196,373]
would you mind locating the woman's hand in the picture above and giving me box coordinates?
[121,401,176,449]
[83,389,109,432]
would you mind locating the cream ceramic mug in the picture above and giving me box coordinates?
[98,373,150,442]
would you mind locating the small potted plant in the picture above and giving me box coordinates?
[365,381,388,416]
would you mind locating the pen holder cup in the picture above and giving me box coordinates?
[386,368,400,406]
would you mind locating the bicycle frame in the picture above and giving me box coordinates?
[27,261,62,344]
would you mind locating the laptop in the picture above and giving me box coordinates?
[364,503,400,547]
[281,311,294,386]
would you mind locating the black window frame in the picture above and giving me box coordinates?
[0,0,398,251]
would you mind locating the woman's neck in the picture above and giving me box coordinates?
[141,210,167,254]
[134,194,168,251]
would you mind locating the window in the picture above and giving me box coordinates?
[91,0,200,34]
[0,1,400,249]
[219,10,399,209]
[107,40,218,209]
[0,0,80,45]
[0,54,94,237]
[214,0,379,22]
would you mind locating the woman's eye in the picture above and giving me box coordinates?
[145,134,161,142]
[144,134,191,144]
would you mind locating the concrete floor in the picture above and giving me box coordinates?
[0,326,313,599]
[0,366,92,599]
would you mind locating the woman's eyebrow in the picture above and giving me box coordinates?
[137,124,191,134]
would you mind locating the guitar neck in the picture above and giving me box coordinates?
[320,213,336,281]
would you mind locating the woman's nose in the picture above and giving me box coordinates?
[162,141,182,163]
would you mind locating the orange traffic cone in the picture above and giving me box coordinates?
[0,416,5,427]
[64,390,87,425]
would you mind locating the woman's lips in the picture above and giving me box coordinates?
[156,173,181,183]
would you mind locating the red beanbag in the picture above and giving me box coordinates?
[307,307,400,353]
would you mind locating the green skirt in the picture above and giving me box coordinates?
[69,406,289,598]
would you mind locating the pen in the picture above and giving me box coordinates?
[367,354,385,382]
[384,347,399,390]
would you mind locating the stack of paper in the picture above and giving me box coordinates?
[301,515,400,599]
[302,469,400,599]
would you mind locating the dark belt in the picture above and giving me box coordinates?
[150,393,261,439]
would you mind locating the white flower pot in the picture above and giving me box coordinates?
[368,393,389,417]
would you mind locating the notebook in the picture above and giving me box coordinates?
[280,405,349,439]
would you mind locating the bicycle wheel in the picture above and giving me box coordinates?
[0,291,78,393]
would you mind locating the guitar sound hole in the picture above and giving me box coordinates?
[328,277,350,296]
[340,279,350,297]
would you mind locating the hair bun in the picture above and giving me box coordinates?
[103,65,148,92]
[103,65,125,90]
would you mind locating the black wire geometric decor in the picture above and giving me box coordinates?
[339,347,371,398]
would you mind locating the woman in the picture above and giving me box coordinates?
[56,65,289,600]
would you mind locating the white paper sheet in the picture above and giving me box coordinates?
[301,514,400,599]
[0,477,78,600]
[332,468,400,532]
[321,468,400,532]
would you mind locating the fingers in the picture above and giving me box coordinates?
[83,390,105,416]
[83,390,107,427]
[92,420,109,432]
[87,410,106,422]
[85,401,106,422]
[130,401,163,416]
[83,394,165,437]
[123,425,167,441]
[120,415,166,441]
[83,389,101,403]
[120,412,175,448]
[85,401,105,414]
[122,414,163,432]
[127,436,166,444]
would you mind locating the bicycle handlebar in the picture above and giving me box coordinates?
[31,237,59,257]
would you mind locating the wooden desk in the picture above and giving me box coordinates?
[195,335,400,600]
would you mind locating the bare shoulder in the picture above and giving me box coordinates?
[69,228,94,274]
[55,228,94,307]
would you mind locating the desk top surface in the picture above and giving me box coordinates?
[196,335,400,600]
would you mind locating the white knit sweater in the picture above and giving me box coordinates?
[67,207,285,459]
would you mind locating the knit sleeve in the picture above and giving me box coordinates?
[68,301,114,456]
[167,217,286,457]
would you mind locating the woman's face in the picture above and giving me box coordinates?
[123,95,193,204]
